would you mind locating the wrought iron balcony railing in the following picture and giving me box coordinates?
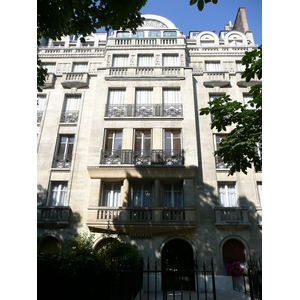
[52,155,72,168]
[100,149,184,166]
[60,110,79,123]
[104,104,182,118]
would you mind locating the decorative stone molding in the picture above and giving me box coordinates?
[143,19,168,29]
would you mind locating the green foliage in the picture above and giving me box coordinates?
[190,0,218,11]
[200,46,262,175]
[37,0,147,90]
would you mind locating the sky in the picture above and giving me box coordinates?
[139,0,262,45]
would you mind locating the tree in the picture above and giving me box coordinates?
[37,0,147,91]
[200,45,262,176]
[190,0,218,11]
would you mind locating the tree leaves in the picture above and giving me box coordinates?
[200,46,262,175]
[190,0,218,11]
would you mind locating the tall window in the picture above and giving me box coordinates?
[205,61,221,72]
[214,134,228,168]
[102,130,123,164]
[134,129,151,165]
[257,183,262,207]
[236,61,246,72]
[102,182,121,206]
[218,183,238,207]
[132,182,152,207]
[243,94,253,109]
[135,89,153,117]
[42,63,56,73]
[72,62,88,72]
[112,55,128,67]
[163,89,181,116]
[163,183,183,207]
[61,95,81,123]
[162,54,179,66]
[37,95,47,123]
[138,55,154,67]
[164,129,181,153]
[48,181,68,206]
[108,89,125,105]
[53,135,74,168]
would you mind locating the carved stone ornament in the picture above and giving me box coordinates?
[143,19,167,29]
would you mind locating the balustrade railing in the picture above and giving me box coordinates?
[97,208,120,220]
[37,206,70,223]
[60,110,79,123]
[104,104,182,118]
[52,155,72,168]
[162,208,185,221]
[214,206,250,226]
[130,208,152,221]
[100,149,184,166]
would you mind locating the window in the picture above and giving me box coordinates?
[214,134,228,168]
[72,62,88,72]
[132,182,152,207]
[135,89,153,117]
[108,89,125,105]
[132,31,145,38]
[257,183,262,207]
[218,183,237,207]
[53,135,74,168]
[243,94,253,109]
[102,130,123,164]
[134,129,152,165]
[53,42,64,47]
[42,63,56,73]
[61,95,81,122]
[148,31,161,38]
[37,95,46,123]
[116,31,130,38]
[163,89,181,116]
[162,54,179,66]
[48,181,68,206]
[102,182,121,206]
[205,61,221,72]
[112,55,128,67]
[138,55,154,67]
[163,31,177,37]
[163,183,183,207]
[164,129,181,153]
[236,61,246,72]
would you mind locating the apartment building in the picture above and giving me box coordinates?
[37,7,262,286]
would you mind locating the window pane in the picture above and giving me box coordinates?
[148,31,161,38]
[163,31,176,37]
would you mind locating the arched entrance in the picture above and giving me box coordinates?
[38,236,61,254]
[162,239,195,290]
[222,238,246,274]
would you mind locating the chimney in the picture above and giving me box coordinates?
[233,6,249,34]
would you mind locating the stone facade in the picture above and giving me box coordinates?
[37,8,262,281]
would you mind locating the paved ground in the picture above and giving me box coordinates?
[139,290,251,300]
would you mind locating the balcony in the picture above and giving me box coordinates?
[52,155,72,168]
[214,206,250,229]
[41,73,55,89]
[86,206,196,234]
[104,104,182,118]
[100,149,184,166]
[105,67,185,81]
[236,72,262,87]
[203,72,230,87]
[60,110,79,123]
[61,72,89,88]
[37,206,70,228]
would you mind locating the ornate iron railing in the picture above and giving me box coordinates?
[104,104,182,118]
[100,149,184,166]
[60,110,79,123]
[52,155,72,168]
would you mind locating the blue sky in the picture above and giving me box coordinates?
[140,0,262,45]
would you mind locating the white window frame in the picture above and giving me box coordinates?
[137,54,154,67]
[47,181,68,206]
[163,182,183,207]
[102,182,121,207]
[42,63,56,73]
[104,130,123,154]
[162,54,179,67]
[236,61,246,72]
[53,135,75,168]
[132,182,152,207]
[218,183,238,207]
[112,55,129,67]
[72,62,88,73]
[134,129,152,154]
[164,129,182,154]
[205,61,221,72]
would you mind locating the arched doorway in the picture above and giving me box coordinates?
[38,236,61,254]
[162,239,195,290]
[222,238,246,274]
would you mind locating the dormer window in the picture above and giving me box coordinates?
[116,31,130,38]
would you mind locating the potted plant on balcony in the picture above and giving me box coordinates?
[226,261,244,276]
